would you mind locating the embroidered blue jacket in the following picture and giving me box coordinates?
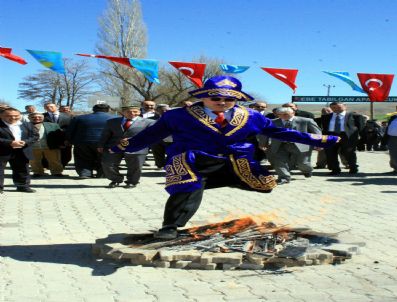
[111,103,338,194]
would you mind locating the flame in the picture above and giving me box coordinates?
[186,217,257,237]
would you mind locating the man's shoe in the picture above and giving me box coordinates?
[78,175,90,179]
[313,166,325,169]
[328,170,341,176]
[349,168,358,174]
[277,178,290,185]
[303,172,312,178]
[16,187,36,193]
[107,181,120,188]
[153,227,178,240]
[52,174,64,177]
[32,174,44,178]
[124,183,136,189]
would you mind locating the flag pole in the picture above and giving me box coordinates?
[370,101,374,120]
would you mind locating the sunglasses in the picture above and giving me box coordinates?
[210,97,236,102]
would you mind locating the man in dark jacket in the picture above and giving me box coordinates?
[99,104,155,188]
[43,102,73,167]
[382,114,397,173]
[320,102,365,175]
[0,108,39,193]
[28,113,64,177]
[66,104,114,178]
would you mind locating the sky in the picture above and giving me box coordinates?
[1,0,397,110]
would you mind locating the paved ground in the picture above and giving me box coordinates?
[0,151,396,302]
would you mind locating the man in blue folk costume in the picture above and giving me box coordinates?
[111,76,339,239]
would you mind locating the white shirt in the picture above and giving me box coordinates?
[50,111,60,122]
[4,120,23,140]
[142,111,155,118]
[387,118,397,136]
[329,111,346,132]
[203,107,234,121]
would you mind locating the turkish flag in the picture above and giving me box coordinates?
[76,53,132,67]
[357,73,394,102]
[0,47,27,65]
[261,67,298,92]
[169,61,206,87]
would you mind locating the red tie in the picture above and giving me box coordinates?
[123,119,132,131]
[212,111,228,128]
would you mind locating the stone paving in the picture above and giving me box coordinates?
[0,151,396,302]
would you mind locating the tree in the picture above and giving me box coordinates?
[18,59,96,109]
[96,0,149,104]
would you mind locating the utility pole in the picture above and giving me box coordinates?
[323,84,335,106]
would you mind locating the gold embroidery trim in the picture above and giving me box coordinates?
[187,105,222,134]
[321,135,328,143]
[191,88,245,99]
[229,155,277,191]
[225,105,249,137]
[187,104,249,137]
[165,153,198,188]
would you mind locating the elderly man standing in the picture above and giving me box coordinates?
[43,102,73,167]
[28,113,64,177]
[110,76,339,239]
[0,108,39,193]
[99,104,155,188]
[320,102,365,175]
[267,107,322,184]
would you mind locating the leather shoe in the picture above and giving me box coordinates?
[349,168,358,174]
[107,181,120,188]
[313,166,325,169]
[153,227,178,240]
[124,183,136,189]
[16,187,36,193]
[303,172,312,178]
[277,178,290,185]
[52,174,64,177]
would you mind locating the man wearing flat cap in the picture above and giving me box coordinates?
[111,76,339,239]
[100,104,156,188]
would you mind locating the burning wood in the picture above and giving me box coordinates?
[94,217,360,270]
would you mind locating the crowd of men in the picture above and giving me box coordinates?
[0,97,396,195]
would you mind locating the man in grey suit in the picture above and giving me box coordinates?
[267,107,322,184]
[0,108,39,193]
[99,104,156,188]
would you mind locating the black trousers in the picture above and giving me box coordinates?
[73,144,103,177]
[325,132,358,171]
[0,149,31,189]
[162,154,242,228]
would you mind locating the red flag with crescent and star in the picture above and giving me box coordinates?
[357,73,394,102]
[261,67,298,92]
[0,47,27,65]
[169,61,206,87]
[76,53,132,67]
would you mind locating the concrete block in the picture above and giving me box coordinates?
[171,260,192,269]
[188,262,217,270]
[239,263,264,270]
[120,248,158,262]
[159,250,201,261]
[152,260,170,268]
[211,252,243,265]
[246,254,264,265]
